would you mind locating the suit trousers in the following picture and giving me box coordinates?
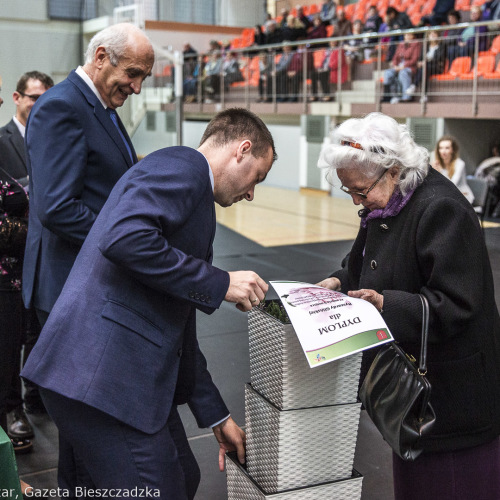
[0,290,24,427]
[39,387,201,499]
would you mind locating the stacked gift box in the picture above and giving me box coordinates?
[226,301,364,499]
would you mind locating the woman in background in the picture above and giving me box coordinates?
[433,135,474,203]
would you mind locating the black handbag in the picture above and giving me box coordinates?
[359,294,436,461]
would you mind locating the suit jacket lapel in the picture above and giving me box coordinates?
[6,120,27,167]
[68,71,136,168]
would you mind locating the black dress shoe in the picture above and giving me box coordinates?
[11,436,33,454]
[7,408,34,439]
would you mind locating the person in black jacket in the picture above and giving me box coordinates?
[0,71,53,451]
[317,112,500,500]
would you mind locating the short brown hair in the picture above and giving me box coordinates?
[199,108,277,162]
[16,71,54,94]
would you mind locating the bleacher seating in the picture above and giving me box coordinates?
[190,1,499,109]
[434,56,472,80]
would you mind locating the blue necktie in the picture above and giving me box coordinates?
[107,108,133,162]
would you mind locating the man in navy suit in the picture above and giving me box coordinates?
[22,108,276,497]
[22,23,155,327]
[0,70,53,439]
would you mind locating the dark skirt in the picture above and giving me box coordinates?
[393,437,500,500]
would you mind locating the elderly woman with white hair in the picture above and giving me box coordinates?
[317,112,500,500]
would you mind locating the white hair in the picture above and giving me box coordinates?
[318,112,430,195]
[84,23,150,66]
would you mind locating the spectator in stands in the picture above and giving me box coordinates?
[442,8,463,54]
[208,40,221,54]
[363,5,383,59]
[264,12,274,33]
[433,136,474,203]
[333,9,352,38]
[253,25,267,46]
[296,5,313,32]
[283,14,306,41]
[257,51,271,102]
[183,43,199,103]
[279,8,290,28]
[327,40,349,101]
[382,32,421,103]
[344,20,365,65]
[203,52,222,103]
[415,30,446,93]
[265,20,284,45]
[274,43,294,101]
[285,44,311,102]
[320,0,338,25]
[385,6,413,31]
[364,5,383,33]
[382,6,414,62]
[222,52,244,91]
[420,0,456,27]
[307,14,328,42]
[482,0,500,21]
[447,6,489,64]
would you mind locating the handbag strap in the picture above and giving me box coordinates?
[418,294,430,376]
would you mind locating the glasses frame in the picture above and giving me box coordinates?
[18,91,42,101]
[340,170,387,199]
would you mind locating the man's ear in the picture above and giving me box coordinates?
[12,91,21,106]
[95,46,108,69]
[237,139,252,161]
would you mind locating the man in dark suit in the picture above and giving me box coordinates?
[0,71,53,441]
[22,23,155,328]
[0,71,54,185]
[22,108,276,497]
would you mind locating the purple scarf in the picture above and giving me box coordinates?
[360,188,416,228]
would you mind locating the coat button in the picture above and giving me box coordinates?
[380,223,389,231]
[195,292,200,300]
[200,294,205,301]
[206,296,211,304]
[188,291,195,298]
[177,348,183,357]
[370,260,377,270]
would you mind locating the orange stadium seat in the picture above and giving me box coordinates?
[434,56,471,80]
[345,3,356,19]
[483,60,500,79]
[490,35,500,54]
[460,54,496,79]
[309,4,319,15]
[455,0,471,9]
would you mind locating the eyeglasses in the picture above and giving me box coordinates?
[340,170,387,199]
[19,91,42,101]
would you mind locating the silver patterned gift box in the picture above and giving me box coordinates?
[245,384,361,492]
[226,452,363,500]
[248,303,362,410]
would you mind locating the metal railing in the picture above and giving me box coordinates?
[142,20,500,118]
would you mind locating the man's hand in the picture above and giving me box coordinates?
[348,288,384,312]
[316,277,341,291]
[225,271,268,312]
[212,417,246,472]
